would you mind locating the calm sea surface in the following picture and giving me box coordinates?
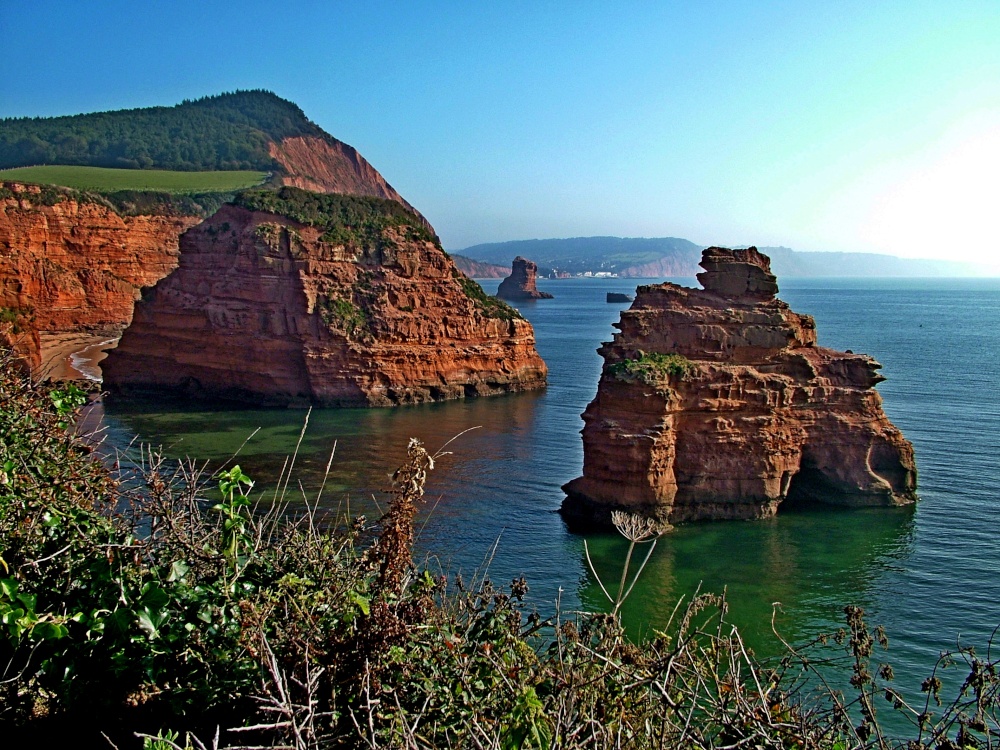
[93,276,1000,705]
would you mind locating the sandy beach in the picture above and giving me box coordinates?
[38,329,121,381]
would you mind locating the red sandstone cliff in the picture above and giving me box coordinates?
[270,135,431,229]
[619,254,701,278]
[451,254,511,279]
[496,257,553,300]
[1,132,434,377]
[0,183,198,373]
[562,246,917,526]
[102,203,547,406]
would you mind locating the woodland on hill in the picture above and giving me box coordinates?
[0,90,321,172]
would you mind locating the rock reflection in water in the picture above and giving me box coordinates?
[580,504,916,653]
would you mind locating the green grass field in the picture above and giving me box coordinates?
[0,165,269,193]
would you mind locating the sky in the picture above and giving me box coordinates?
[4,1,1000,266]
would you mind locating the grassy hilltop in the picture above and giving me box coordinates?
[0,165,267,194]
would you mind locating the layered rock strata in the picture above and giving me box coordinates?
[562,246,916,526]
[0,182,198,373]
[102,199,547,406]
[496,256,553,301]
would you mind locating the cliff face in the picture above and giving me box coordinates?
[102,202,547,406]
[619,254,701,278]
[562,246,916,526]
[0,183,198,372]
[270,135,431,228]
[451,254,510,279]
[496,256,553,300]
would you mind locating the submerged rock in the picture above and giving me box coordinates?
[103,189,547,406]
[562,246,916,527]
[496,256,553,300]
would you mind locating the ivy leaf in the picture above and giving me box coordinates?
[0,578,17,599]
[32,621,68,641]
[137,607,168,639]
[140,582,170,610]
[167,560,190,583]
[348,590,370,617]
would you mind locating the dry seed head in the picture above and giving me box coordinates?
[611,511,663,543]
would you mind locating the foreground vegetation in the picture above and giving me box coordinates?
[1,349,997,749]
[0,165,268,193]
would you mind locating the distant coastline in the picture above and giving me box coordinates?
[453,236,990,279]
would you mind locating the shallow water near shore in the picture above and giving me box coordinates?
[92,276,1000,712]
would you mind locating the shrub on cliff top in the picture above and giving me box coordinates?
[0,180,233,218]
[233,186,435,248]
[457,275,524,322]
[609,351,695,385]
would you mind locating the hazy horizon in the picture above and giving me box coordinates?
[6,2,999,270]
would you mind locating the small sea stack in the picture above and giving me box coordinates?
[607,292,634,303]
[562,246,917,528]
[496,256,553,300]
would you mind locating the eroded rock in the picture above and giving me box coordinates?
[102,194,547,406]
[562,246,916,527]
[496,257,553,300]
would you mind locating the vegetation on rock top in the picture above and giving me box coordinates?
[457,275,524,321]
[609,351,695,384]
[0,180,235,219]
[0,90,319,172]
[234,186,436,247]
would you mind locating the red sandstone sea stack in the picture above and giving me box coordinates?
[562,246,917,527]
[102,189,547,406]
[496,256,553,301]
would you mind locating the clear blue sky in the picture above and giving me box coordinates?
[4,1,1000,264]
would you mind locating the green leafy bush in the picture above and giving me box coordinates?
[233,186,435,249]
[608,351,695,384]
[457,276,523,321]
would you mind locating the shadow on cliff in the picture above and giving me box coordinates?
[577,504,916,653]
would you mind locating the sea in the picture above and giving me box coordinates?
[88,275,1000,717]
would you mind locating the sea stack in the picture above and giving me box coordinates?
[496,256,553,300]
[562,246,917,527]
[102,188,547,406]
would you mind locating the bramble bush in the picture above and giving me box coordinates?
[1,346,998,749]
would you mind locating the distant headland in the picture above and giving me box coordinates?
[453,236,985,279]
